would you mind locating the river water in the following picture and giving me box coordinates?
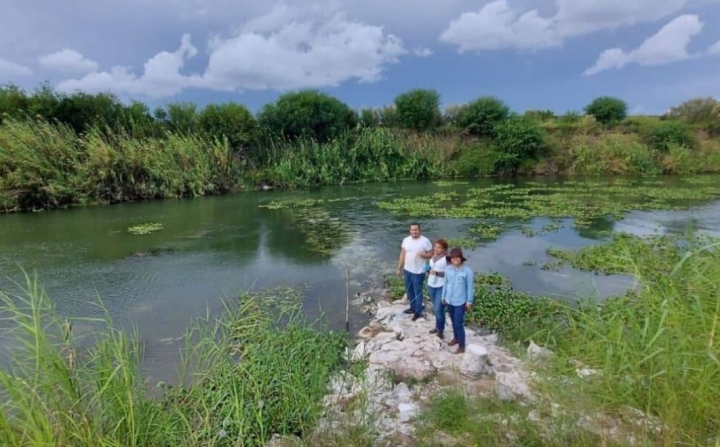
[2,176,720,383]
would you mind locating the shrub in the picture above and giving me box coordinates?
[664,97,720,125]
[359,108,379,128]
[584,96,627,125]
[198,102,257,150]
[492,116,546,173]
[524,109,555,121]
[456,96,510,136]
[393,88,442,131]
[258,90,357,143]
[646,120,696,152]
[449,139,499,177]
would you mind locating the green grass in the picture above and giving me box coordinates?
[0,273,347,447]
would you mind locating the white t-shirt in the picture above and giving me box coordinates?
[427,255,448,288]
[401,235,432,274]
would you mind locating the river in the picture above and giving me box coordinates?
[2,176,720,384]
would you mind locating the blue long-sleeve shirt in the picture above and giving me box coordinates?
[441,264,474,306]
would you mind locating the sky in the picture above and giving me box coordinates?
[1,0,719,114]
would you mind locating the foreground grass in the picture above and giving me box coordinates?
[0,276,346,447]
[414,234,720,447]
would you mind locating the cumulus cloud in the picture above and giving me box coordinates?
[38,49,99,75]
[0,57,33,77]
[413,47,433,57]
[439,0,560,51]
[56,34,201,97]
[439,0,691,52]
[54,4,406,97]
[201,4,406,91]
[584,14,703,75]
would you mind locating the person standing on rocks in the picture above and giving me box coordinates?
[396,223,433,321]
[442,247,474,354]
[427,239,449,339]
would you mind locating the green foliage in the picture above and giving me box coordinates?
[540,233,720,445]
[0,275,346,447]
[258,90,357,143]
[492,116,546,173]
[161,102,199,134]
[567,133,660,175]
[198,102,257,149]
[584,96,628,125]
[449,139,499,177]
[664,97,720,127]
[468,273,563,341]
[524,109,556,121]
[456,96,510,136]
[646,120,696,152]
[393,88,442,132]
[359,108,379,128]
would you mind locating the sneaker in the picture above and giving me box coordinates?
[448,339,458,346]
[404,308,414,314]
[454,347,465,355]
[437,331,444,340]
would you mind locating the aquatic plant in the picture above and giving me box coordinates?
[127,222,163,235]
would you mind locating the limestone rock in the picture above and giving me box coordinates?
[527,340,553,360]
[459,344,492,379]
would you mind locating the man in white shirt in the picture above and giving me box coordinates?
[396,222,433,321]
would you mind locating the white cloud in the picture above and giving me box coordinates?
[584,14,703,75]
[0,57,33,77]
[38,49,99,75]
[201,5,406,91]
[56,34,201,97]
[708,39,720,55]
[413,47,434,57]
[54,4,406,97]
[439,0,692,52]
[439,0,560,52]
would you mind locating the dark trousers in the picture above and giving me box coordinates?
[403,269,425,316]
[447,304,466,348]
[429,285,445,333]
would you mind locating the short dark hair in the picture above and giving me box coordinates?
[410,222,420,229]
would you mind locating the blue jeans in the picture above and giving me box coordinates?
[403,269,425,316]
[448,304,466,349]
[429,285,445,333]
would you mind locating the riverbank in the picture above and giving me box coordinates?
[1,231,717,446]
[2,117,720,213]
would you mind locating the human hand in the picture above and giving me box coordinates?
[396,267,402,278]
[429,269,436,275]
[465,303,472,311]
[441,298,447,305]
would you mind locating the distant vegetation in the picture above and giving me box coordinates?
[2,82,720,212]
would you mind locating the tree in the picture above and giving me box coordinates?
[198,103,257,149]
[258,90,357,142]
[456,96,510,136]
[664,97,720,125]
[493,116,546,173]
[584,96,627,125]
[393,88,441,131]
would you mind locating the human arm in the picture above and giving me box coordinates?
[465,268,474,309]
[396,247,406,277]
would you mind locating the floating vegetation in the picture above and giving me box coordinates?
[258,197,355,210]
[542,232,715,276]
[446,237,480,249]
[377,177,720,241]
[433,180,469,187]
[127,222,163,235]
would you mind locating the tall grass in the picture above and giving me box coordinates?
[0,274,346,446]
[256,127,456,188]
[540,235,720,446]
[0,119,245,211]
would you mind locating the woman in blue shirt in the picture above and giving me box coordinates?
[441,247,474,354]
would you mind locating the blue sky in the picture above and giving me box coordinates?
[1,0,719,115]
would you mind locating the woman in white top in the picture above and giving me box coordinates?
[427,239,449,339]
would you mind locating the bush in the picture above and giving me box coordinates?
[393,88,442,132]
[258,90,357,143]
[584,96,627,125]
[456,96,510,136]
[524,109,555,121]
[492,116,546,173]
[198,102,257,150]
[646,121,696,152]
[359,108,379,128]
[664,97,720,125]
[449,139,499,177]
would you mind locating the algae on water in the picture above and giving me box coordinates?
[127,222,163,235]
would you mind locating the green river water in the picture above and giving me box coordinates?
[2,176,720,384]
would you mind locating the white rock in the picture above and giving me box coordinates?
[576,368,601,379]
[398,402,418,423]
[494,371,532,401]
[527,340,553,360]
[393,383,412,403]
[459,344,492,379]
[345,341,369,363]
